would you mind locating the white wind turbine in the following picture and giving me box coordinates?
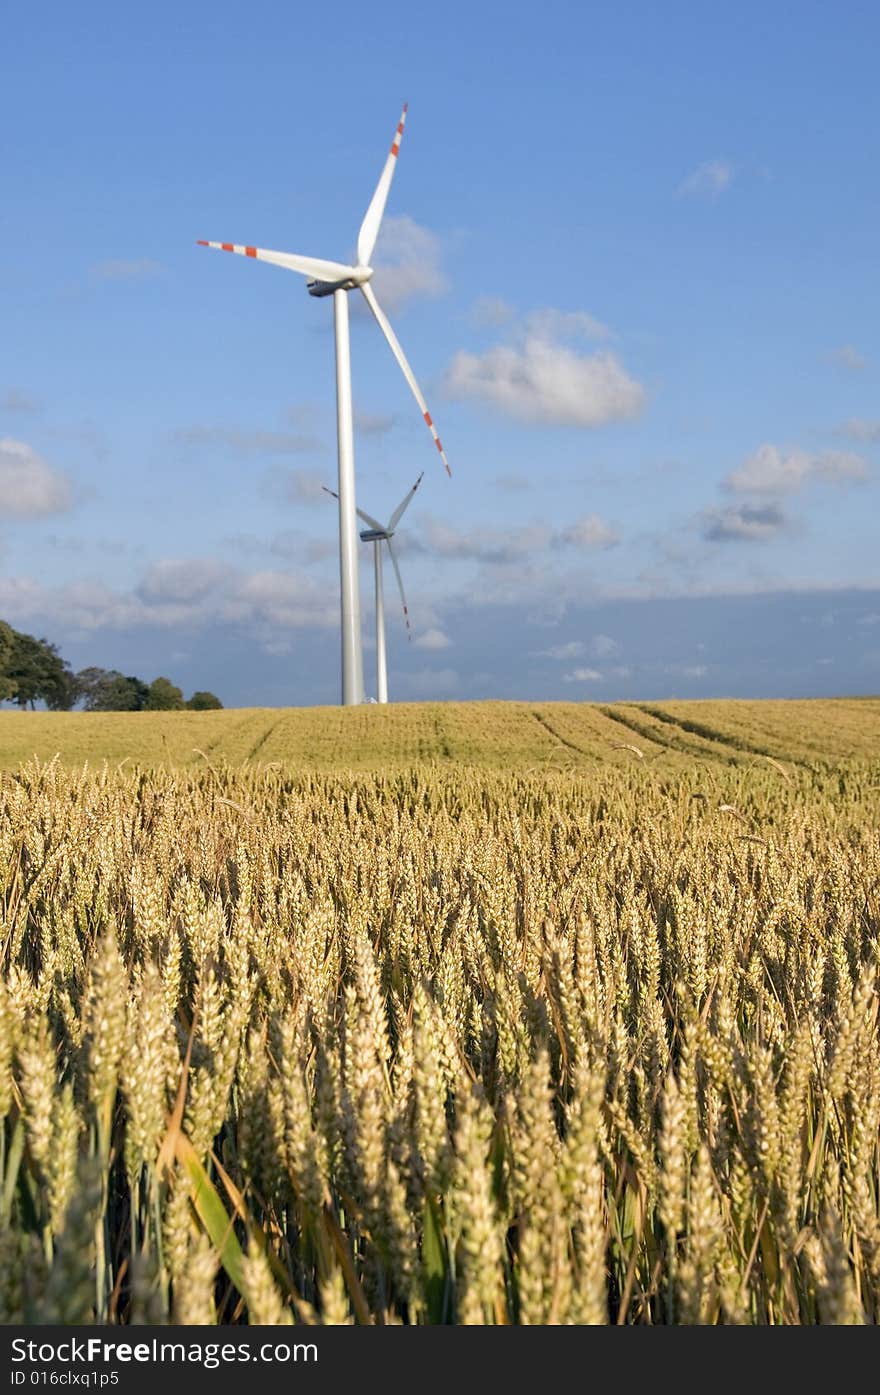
[323,472,423,704]
[197,105,450,706]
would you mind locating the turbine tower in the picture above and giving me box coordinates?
[323,473,423,704]
[197,105,450,706]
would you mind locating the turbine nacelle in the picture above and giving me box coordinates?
[360,527,391,542]
[307,265,374,298]
[197,105,450,477]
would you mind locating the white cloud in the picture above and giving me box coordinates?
[724,443,867,495]
[679,160,735,196]
[90,258,166,282]
[414,627,451,650]
[0,438,72,517]
[138,559,228,604]
[563,667,602,682]
[369,215,447,312]
[589,633,619,658]
[446,336,644,427]
[701,502,786,542]
[227,570,337,628]
[0,560,337,633]
[560,515,620,549]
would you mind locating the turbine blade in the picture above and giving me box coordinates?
[197,241,359,283]
[322,485,382,532]
[387,472,424,533]
[385,536,411,638]
[357,104,408,268]
[360,283,451,477]
[357,507,384,532]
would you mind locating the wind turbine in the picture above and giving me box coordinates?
[323,473,423,705]
[197,105,450,706]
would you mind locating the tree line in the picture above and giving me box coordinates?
[0,621,222,711]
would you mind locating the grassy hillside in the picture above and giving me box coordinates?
[0,696,877,771]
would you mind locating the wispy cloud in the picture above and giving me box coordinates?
[355,410,395,436]
[723,443,867,495]
[90,258,166,282]
[173,425,319,455]
[837,418,880,443]
[537,634,618,661]
[445,304,643,428]
[470,296,516,328]
[523,308,610,342]
[396,666,460,697]
[416,520,552,564]
[2,389,41,413]
[563,666,602,682]
[493,472,531,492]
[701,502,787,543]
[222,530,336,565]
[537,640,585,660]
[666,663,708,679]
[827,344,866,373]
[678,159,735,196]
[560,515,620,548]
[414,627,451,650]
[407,513,619,564]
[0,438,72,517]
[369,215,447,312]
[262,466,328,507]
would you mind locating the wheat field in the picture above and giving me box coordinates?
[0,699,879,1323]
[1,696,878,771]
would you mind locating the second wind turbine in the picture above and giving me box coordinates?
[324,472,423,704]
[198,105,450,705]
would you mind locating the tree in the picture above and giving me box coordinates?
[146,676,185,711]
[187,690,223,710]
[0,622,17,702]
[75,668,149,712]
[7,630,75,710]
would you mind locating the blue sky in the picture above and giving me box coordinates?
[2,0,879,705]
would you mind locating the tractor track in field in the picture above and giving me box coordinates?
[635,705,810,767]
[599,705,738,763]
[199,714,261,758]
[247,718,285,762]
[531,710,594,761]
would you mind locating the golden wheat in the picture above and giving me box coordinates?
[0,744,878,1324]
